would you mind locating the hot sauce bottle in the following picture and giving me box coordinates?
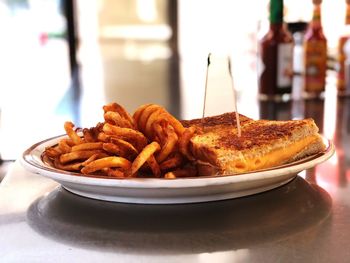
[303,0,327,97]
[337,0,350,93]
[259,0,294,101]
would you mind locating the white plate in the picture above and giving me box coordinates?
[20,135,335,204]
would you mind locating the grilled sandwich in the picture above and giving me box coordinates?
[181,113,326,175]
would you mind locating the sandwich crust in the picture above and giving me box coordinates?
[181,112,252,129]
[184,113,325,175]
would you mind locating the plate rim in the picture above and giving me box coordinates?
[20,134,335,189]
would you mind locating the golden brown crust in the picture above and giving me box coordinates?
[181,112,252,129]
[217,119,312,151]
[186,113,322,174]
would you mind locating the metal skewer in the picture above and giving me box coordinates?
[228,57,241,137]
[202,53,241,137]
[201,53,211,127]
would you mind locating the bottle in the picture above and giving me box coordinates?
[258,0,294,101]
[342,37,350,96]
[287,22,308,100]
[303,0,327,97]
[337,0,350,93]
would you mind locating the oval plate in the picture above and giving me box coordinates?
[20,135,335,204]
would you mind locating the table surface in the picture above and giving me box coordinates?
[1,96,350,263]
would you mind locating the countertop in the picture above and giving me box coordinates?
[1,96,350,262]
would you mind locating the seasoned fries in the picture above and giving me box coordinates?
[179,126,196,161]
[71,142,103,152]
[103,102,135,129]
[81,156,131,174]
[43,102,197,178]
[130,141,160,176]
[64,121,83,145]
[102,123,147,151]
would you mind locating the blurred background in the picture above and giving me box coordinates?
[0,0,348,161]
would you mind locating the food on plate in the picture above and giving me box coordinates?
[43,103,195,179]
[182,112,326,175]
[130,141,161,176]
[43,102,326,179]
[81,156,132,175]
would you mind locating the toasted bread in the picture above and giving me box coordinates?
[182,113,326,175]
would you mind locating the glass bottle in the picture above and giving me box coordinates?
[337,0,350,93]
[258,0,294,101]
[303,0,327,98]
[342,37,350,96]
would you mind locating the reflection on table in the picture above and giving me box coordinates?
[27,176,331,254]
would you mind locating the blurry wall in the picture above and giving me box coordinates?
[0,0,71,160]
[77,0,174,127]
[178,0,348,120]
[0,0,347,160]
